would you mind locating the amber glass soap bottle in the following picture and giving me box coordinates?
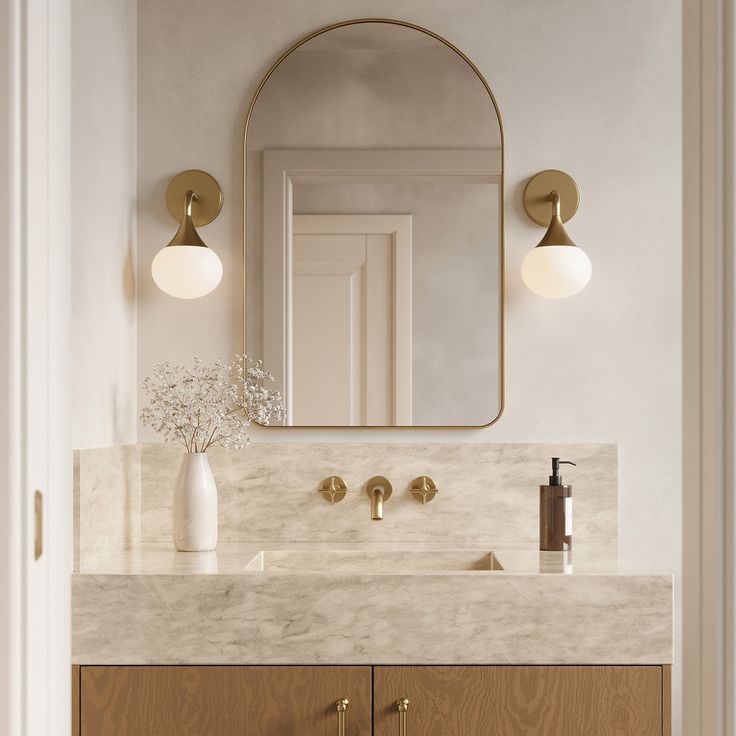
[539,457,575,551]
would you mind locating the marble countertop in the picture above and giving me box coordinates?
[72,542,673,666]
[77,541,668,577]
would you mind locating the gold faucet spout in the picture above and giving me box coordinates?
[366,476,393,521]
[371,487,384,520]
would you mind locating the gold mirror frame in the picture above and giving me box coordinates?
[243,18,505,429]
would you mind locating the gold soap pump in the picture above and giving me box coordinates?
[539,458,575,552]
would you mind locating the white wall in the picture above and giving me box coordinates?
[71,0,137,449]
[136,0,682,730]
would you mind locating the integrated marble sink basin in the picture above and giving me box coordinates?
[72,543,673,664]
[243,549,504,573]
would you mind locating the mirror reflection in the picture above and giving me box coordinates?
[245,21,503,426]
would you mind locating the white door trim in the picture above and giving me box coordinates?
[0,2,24,731]
[0,0,71,733]
[259,147,501,413]
[683,0,735,734]
[292,214,413,425]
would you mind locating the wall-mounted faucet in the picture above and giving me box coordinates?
[366,476,392,520]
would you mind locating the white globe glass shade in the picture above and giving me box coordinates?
[151,245,223,299]
[521,245,592,299]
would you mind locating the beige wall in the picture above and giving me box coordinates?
[136,0,681,730]
[71,0,137,448]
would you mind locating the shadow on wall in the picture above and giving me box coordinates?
[111,381,137,447]
[122,198,137,313]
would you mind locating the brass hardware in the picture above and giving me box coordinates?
[532,189,578,248]
[521,169,590,299]
[396,698,409,736]
[166,169,223,227]
[166,189,208,248]
[336,698,349,736]
[320,476,348,504]
[243,18,506,430]
[410,476,438,504]
[523,169,579,227]
[34,490,43,560]
[153,169,224,299]
[366,476,392,520]
[164,170,223,249]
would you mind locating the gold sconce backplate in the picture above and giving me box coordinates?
[165,169,223,226]
[523,169,579,226]
[410,476,438,504]
[319,476,348,504]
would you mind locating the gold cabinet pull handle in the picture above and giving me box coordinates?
[396,698,409,736]
[336,698,349,736]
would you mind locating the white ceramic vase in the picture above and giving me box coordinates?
[173,452,218,551]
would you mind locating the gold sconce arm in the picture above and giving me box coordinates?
[166,189,208,248]
[185,188,197,214]
[550,189,561,218]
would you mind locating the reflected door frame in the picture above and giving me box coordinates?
[259,147,501,426]
[291,214,412,426]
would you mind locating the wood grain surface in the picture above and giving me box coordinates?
[72,665,80,736]
[663,665,671,735]
[80,665,371,736]
[373,665,664,736]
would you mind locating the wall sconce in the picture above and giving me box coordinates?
[521,169,591,299]
[151,169,224,299]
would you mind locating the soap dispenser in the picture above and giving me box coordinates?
[539,458,575,551]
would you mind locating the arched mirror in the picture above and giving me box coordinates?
[245,19,504,427]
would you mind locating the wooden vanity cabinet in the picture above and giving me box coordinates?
[373,666,669,736]
[73,664,670,735]
[76,665,371,736]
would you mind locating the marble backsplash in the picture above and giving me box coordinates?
[75,443,617,568]
[74,444,140,570]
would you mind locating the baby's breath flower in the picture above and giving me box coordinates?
[140,355,285,452]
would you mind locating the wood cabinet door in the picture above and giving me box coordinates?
[373,665,664,736]
[80,665,371,736]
